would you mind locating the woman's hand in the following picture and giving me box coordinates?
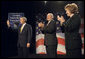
[57,15,65,25]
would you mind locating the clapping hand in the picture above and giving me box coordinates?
[57,15,65,25]
[38,22,44,28]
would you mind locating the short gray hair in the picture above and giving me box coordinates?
[47,13,54,19]
[20,17,27,22]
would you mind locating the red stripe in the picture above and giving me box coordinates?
[57,51,66,54]
[82,44,84,49]
[81,33,84,38]
[37,52,46,54]
[57,37,65,45]
[36,38,44,48]
[80,24,84,28]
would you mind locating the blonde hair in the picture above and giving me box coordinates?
[65,3,79,13]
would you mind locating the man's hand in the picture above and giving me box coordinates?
[7,20,10,27]
[27,43,30,48]
[38,22,44,28]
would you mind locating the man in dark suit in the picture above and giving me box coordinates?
[7,17,32,58]
[38,13,57,58]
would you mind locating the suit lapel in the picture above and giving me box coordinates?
[47,20,53,27]
[18,25,22,33]
[22,24,27,32]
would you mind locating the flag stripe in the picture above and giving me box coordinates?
[57,51,66,55]
[36,38,44,48]
[57,37,65,45]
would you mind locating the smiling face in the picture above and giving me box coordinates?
[20,18,25,24]
[47,14,52,21]
[65,8,72,17]
[64,3,79,17]
[46,13,53,21]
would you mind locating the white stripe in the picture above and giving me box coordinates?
[82,37,84,44]
[56,33,65,39]
[57,44,66,53]
[79,18,84,33]
[81,18,84,24]
[36,34,44,42]
[36,45,46,54]
[82,48,84,55]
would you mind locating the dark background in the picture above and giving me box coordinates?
[1,1,84,57]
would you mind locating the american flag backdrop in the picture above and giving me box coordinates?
[36,18,84,55]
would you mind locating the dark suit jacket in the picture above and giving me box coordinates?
[17,24,32,47]
[62,13,82,49]
[41,20,57,46]
[8,23,32,47]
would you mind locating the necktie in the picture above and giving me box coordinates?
[20,25,23,33]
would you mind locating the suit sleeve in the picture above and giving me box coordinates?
[62,16,81,32]
[27,25,32,43]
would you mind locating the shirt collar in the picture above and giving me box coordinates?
[22,23,26,26]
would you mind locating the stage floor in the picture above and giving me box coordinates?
[8,54,84,58]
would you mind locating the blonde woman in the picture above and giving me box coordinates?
[57,3,82,58]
